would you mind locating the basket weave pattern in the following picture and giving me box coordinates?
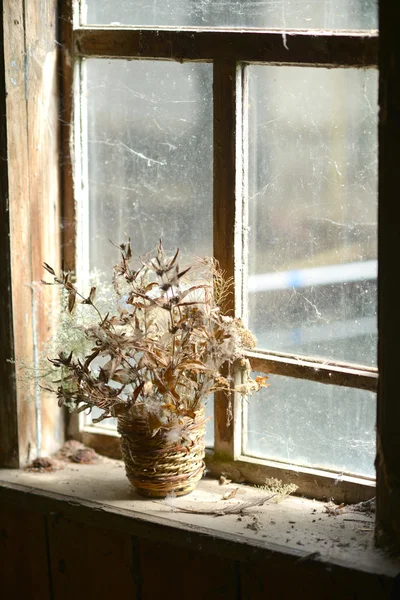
[118,405,206,498]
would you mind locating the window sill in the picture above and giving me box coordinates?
[80,425,376,504]
[0,458,398,589]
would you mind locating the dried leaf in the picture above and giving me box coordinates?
[132,381,145,403]
[68,290,76,313]
[43,262,55,275]
[222,488,239,500]
[84,349,101,370]
[112,369,135,385]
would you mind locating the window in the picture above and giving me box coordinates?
[2,0,400,549]
[59,1,381,502]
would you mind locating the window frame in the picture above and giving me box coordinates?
[58,2,381,505]
[0,0,64,466]
[0,0,398,552]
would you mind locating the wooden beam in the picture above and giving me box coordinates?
[376,0,400,552]
[0,0,36,467]
[0,1,19,467]
[0,0,64,466]
[24,0,64,457]
[246,350,378,392]
[74,28,378,67]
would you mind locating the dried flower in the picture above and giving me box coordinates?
[33,241,268,440]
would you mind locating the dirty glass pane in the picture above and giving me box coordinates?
[204,397,214,447]
[83,0,377,30]
[245,374,375,477]
[246,66,378,366]
[85,59,212,274]
[83,59,213,442]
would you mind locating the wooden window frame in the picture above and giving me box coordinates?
[63,9,379,503]
[0,0,64,467]
[1,0,399,551]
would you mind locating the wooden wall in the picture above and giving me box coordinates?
[0,499,396,600]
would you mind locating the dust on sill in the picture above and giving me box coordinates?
[0,454,398,578]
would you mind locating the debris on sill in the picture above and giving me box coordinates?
[24,456,58,473]
[161,493,278,517]
[323,497,376,518]
[221,487,239,501]
[324,500,345,516]
[349,497,376,514]
[219,474,232,486]
[25,441,101,473]
[55,440,99,465]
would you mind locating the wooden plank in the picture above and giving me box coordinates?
[74,28,378,67]
[1,0,64,466]
[0,476,398,580]
[0,503,51,599]
[240,554,394,600]
[213,60,237,459]
[139,537,239,599]
[1,0,37,466]
[376,0,400,552]
[247,350,378,392]
[24,0,64,456]
[47,515,136,599]
[0,0,19,467]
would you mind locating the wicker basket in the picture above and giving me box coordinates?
[118,405,206,498]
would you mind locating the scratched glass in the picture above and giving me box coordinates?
[83,0,377,30]
[85,59,213,272]
[84,59,214,444]
[246,66,378,366]
[244,374,375,477]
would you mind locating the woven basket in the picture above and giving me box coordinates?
[118,405,206,498]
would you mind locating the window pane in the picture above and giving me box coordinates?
[83,60,213,434]
[244,374,375,477]
[83,0,377,30]
[246,67,378,366]
[204,397,214,447]
[85,59,213,273]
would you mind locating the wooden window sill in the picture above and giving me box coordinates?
[0,458,398,587]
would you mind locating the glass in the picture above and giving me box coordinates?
[246,66,378,366]
[204,397,214,447]
[83,0,377,30]
[85,59,213,275]
[83,59,213,433]
[245,374,375,477]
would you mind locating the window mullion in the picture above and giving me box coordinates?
[60,0,76,273]
[213,59,239,459]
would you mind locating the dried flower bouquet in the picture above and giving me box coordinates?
[41,241,268,497]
